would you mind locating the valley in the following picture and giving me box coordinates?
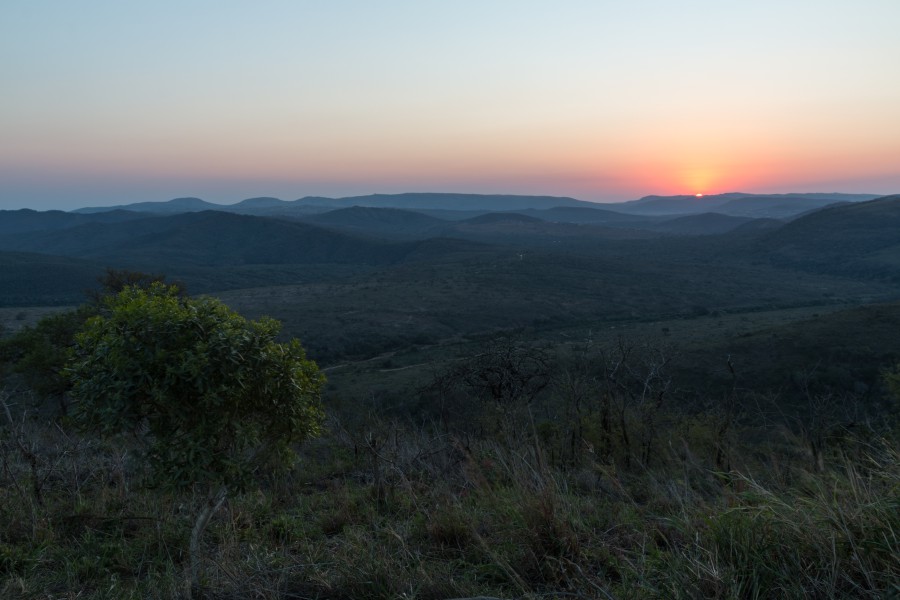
[4,192,900,406]
[2,192,899,599]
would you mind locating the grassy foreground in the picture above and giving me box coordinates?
[1,400,897,600]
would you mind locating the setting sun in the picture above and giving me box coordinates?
[695,193,704,197]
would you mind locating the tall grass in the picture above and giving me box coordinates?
[1,401,897,599]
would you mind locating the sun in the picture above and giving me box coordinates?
[695,193,704,198]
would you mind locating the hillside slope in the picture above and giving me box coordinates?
[316,192,597,211]
[301,206,448,239]
[0,209,149,235]
[0,252,102,305]
[0,211,413,267]
[760,194,900,279]
[651,213,755,235]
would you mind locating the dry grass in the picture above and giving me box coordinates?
[1,400,897,599]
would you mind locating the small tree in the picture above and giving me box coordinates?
[86,266,185,305]
[67,283,324,596]
[1,269,181,416]
[0,307,93,414]
[458,338,551,407]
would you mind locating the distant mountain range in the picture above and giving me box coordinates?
[68,191,885,219]
[607,192,880,218]
[2,193,895,259]
[1,192,895,265]
[73,193,596,215]
[1,194,898,309]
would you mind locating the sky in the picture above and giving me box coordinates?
[2,1,899,210]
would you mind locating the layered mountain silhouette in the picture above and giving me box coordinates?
[2,192,897,304]
[74,193,596,215]
[6,193,897,257]
[74,197,221,214]
[608,192,878,217]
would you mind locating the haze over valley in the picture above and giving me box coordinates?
[4,190,900,381]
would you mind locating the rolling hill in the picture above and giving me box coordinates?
[230,196,291,209]
[442,212,660,244]
[730,217,784,234]
[0,211,415,268]
[675,300,900,406]
[72,192,604,216]
[609,192,878,217]
[0,251,103,305]
[74,197,221,214]
[309,192,598,211]
[0,208,151,235]
[69,191,883,222]
[300,206,448,239]
[650,213,756,235]
[294,207,664,243]
[715,195,853,218]
[759,194,900,279]
[510,206,663,226]
[4,194,899,322]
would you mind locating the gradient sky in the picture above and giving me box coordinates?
[2,1,899,210]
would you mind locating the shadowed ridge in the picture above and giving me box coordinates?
[231,197,288,209]
[609,192,879,217]
[0,211,416,267]
[759,194,900,278]
[0,208,148,235]
[327,192,596,210]
[0,251,103,305]
[302,206,449,239]
[652,212,755,235]
[73,197,222,214]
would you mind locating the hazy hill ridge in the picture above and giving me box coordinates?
[322,193,595,210]
[74,197,220,214]
[650,212,755,235]
[0,208,150,235]
[69,191,881,221]
[606,192,879,217]
[5,192,890,254]
[509,206,663,226]
[0,211,416,267]
[300,206,449,240]
[73,192,596,215]
[2,194,899,326]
